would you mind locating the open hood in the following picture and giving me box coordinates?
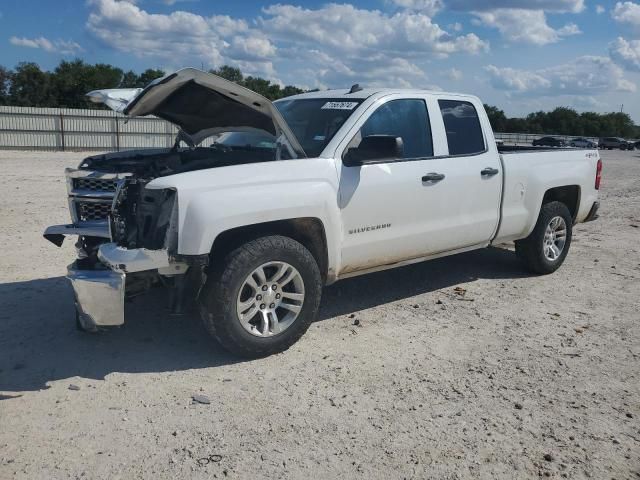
[87,68,305,158]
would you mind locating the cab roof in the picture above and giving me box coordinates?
[275,87,476,102]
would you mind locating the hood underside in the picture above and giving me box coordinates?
[87,68,305,158]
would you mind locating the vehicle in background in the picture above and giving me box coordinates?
[532,136,567,147]
[599,137,635,150]
[44,68,602,357]
[635,140,640,150]
[570,137,598,149]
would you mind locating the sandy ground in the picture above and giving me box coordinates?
[0,149,638,480]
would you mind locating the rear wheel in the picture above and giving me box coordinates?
[199,235,322,358]
[515,201,573,274]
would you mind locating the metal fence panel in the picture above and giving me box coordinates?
[0,105,178,152]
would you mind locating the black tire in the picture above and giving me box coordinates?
[199,235,322,358]
[515,201,573,275]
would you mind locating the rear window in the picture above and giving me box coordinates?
[438,100,485,156]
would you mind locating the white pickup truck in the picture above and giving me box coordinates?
[44,68,601,357]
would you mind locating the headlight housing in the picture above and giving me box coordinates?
[110,179,177,251]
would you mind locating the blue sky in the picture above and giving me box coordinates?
[1,0,639,122]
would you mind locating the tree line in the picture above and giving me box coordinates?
[484,105,639,139]
[0,59,637,138]
[0,60,303,109]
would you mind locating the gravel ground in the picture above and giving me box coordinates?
[0,149,639,480]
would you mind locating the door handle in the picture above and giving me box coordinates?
[481,167,499,177]
[422,172,445,182]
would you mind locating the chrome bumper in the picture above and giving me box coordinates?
[66,244,181,328]
[67,263,125,329]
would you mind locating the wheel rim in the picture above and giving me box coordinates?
[236,261,305,337]
[543,216,567,262]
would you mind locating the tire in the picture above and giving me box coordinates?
[515,201,573,275]
[199,235,322,358]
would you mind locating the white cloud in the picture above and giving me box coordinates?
[85,0,488,88]
[473,9,581,45]
[485,65,551,92]
[9,36,83,55]
[557,23,582,36]
[162,0,199,5]
[260,4,488,56]
[448,0,584,13]
[390,0,443,16]
[255,3,488,88]
[448,22,463,31]
[446,68,463,80]
[86,0,277,77]
[485,56,636,96]
[320,54,434,88]
[609,37,640,71]
[596,5,605,14]
[612,1,640,27]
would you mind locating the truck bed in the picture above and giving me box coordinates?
[494,147,600,244]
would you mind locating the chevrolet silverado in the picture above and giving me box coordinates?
[44,68,601,357]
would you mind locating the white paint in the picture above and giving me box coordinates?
[146,88,599,283]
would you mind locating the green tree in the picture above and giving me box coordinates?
[484,104,507,132]
[0,66,12,105]
[136,68,165,87]
[119,70,139,88]
[281,85,304,98]
[9,62,55,107]
[210,65,243,83]
[53,59,123,108]
[208,66,302,100]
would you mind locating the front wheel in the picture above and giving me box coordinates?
[515,201,573,274]
[199,235,322,358]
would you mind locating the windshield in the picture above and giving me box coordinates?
[275,98,364,157]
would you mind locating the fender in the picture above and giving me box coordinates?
[146,157,343,279]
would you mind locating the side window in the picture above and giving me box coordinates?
[353,99,433,159]
[438,100,485,156]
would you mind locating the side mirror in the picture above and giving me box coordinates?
[343,135,404,166]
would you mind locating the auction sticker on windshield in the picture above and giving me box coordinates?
[321,102,359,110]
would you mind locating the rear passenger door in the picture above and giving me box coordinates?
[336,95,502,274]
[432,98,503,248]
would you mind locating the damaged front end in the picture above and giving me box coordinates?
[44,68,307,331]
[45,163,198,331]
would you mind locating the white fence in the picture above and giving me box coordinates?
[0,105,598,152]
[0,105,178,152]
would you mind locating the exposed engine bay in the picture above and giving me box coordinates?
[85,145,276,249]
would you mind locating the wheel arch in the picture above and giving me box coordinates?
[542,185,581,222]
[209,218,330,283]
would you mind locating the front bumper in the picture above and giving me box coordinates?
[67,263,125,329]
[67,243,183,328]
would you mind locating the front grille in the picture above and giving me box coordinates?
[76,201,112,222]
[73,178,118,193]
